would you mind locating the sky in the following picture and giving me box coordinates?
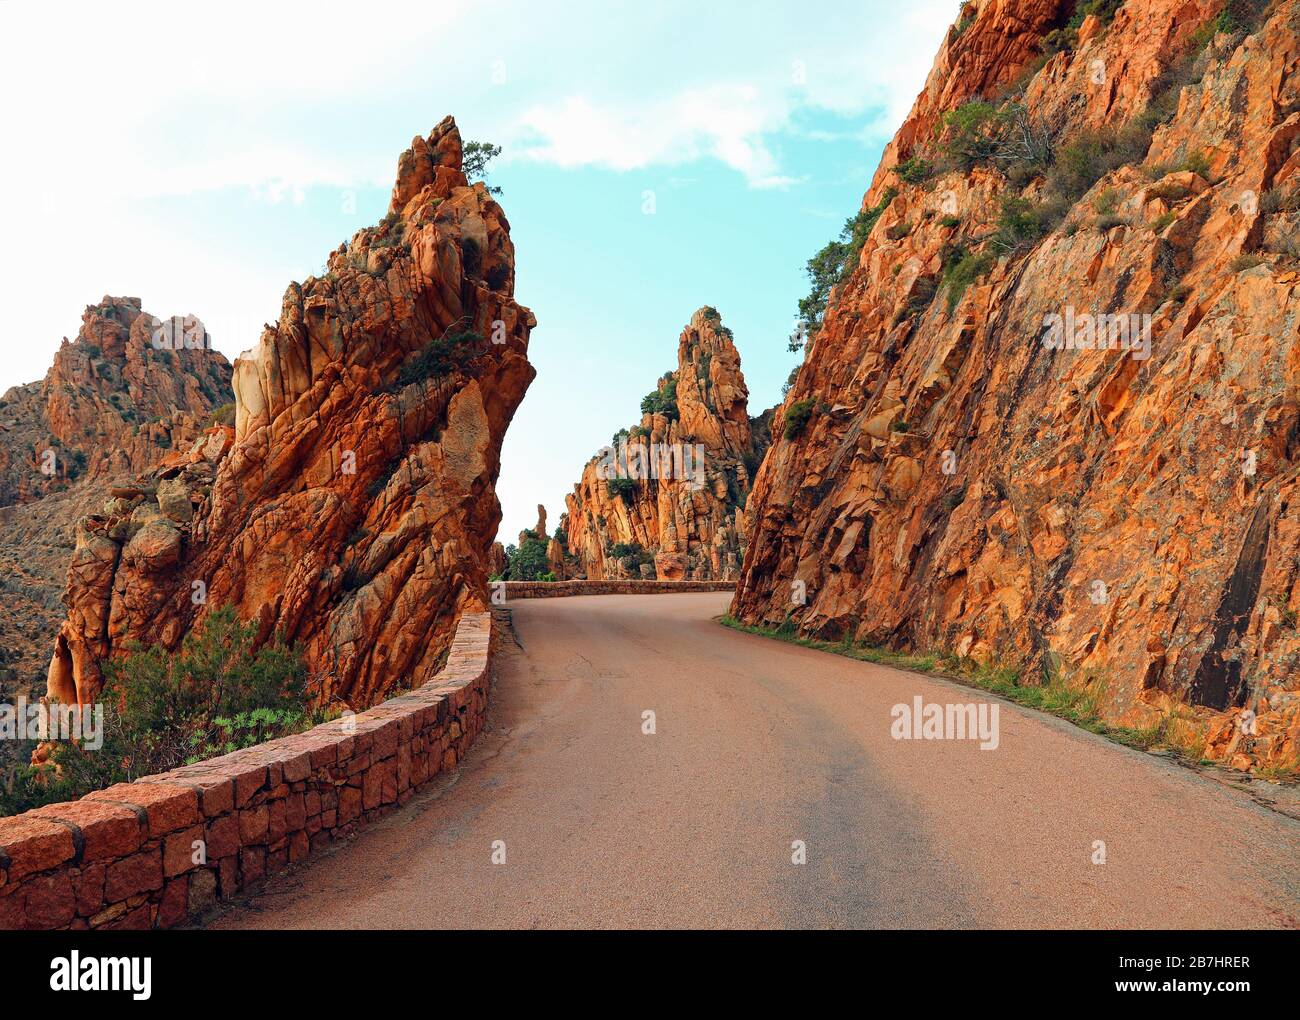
[0,0,954,544]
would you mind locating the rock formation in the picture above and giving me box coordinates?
[0,300,231,702]
[733,0,1300,771]
[561,307,771,580]
[0,298,232,508]
[487,541,508,579]
[46,116,535,710]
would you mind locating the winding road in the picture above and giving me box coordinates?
[208,593,1300,929]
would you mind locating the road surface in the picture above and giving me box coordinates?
[209,593,1300,929]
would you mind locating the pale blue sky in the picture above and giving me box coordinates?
[0,0,954,541]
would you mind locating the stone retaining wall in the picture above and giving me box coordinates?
[0,611,493,930]
[502,579,735,598]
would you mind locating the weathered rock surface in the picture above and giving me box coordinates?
[0,301,231,707]
[47,116,535,710]
[0,298,231,508]
[733,0,1300,772]
[561,308,771,580]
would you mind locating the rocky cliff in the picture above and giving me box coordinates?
[0,298,232,508]
[734,0,1300,771]
[0,300,231,702]
[561,308,771,580]
[46,116,535,710]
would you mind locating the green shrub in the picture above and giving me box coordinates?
[789,189,897,351]
[392,331,480,389]
[0,606,311,816]
[461,238,483,278]
[1041,0,1124,54]
[1261,188,1300,215]
[206,402,235,428]
[991,195,1049,251]
[784,398,816,440]
[1051,124,1149,201]
[463,140,504,195]
[640,376,679,420]
[606,476,638,500]
[504,533,553,580]
[1041,26,1077,55]
[373,212,405,250]
[942,246,996,311]
[938,101,1003,169]
[894,156,935,185]
[953,1,976,37]
[606,541,654,574]
[64,448,88,480]
[1189,0,1268,49]
[1181,150,1211,179]
[937,101,1052,182]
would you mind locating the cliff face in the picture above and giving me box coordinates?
[47,117,535,710]
[561,308,771,580]
[0,300,231,703]
[734,0,1300,770]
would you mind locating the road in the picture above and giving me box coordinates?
[209,592,1300,929]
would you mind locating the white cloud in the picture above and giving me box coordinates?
[750,175,805,190]
[511,85,783,183]
[503,2,952,186]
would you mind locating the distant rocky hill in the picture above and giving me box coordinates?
[558,307,772,581]
[0,297,232,508]
[0,298,232,703]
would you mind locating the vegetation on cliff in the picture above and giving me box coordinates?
[562,308,772,581]
[2,607,319,816]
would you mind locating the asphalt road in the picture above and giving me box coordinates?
[209,593,1300,929]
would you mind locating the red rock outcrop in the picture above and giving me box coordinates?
[46,116,535,711]
[734,0,1300,771]
[561,308,771,580]
[0,298,232,508]
[0,301,231,707]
